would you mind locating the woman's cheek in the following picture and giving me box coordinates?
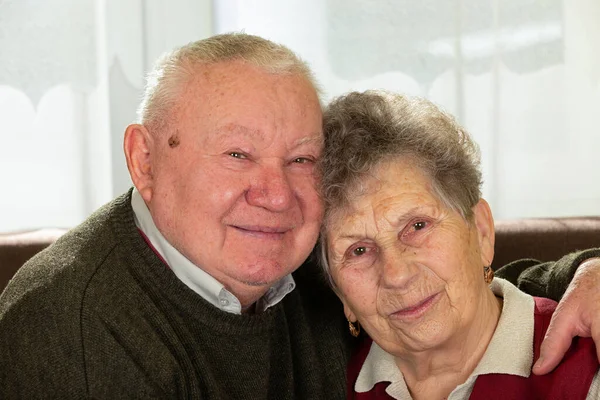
[340,265,379,301]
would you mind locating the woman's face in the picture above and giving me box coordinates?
[326,159,494,355]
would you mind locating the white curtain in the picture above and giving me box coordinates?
[0,0,212,231]
[215,0,600,220]
[1,0,598,232]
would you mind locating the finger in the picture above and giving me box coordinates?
[532,309,577,375]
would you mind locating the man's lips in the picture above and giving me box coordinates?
[231,225,291,239]
[389,292,441,321]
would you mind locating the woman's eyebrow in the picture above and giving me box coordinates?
[334,232,367,242]
[330,204,437,246]
[379,205,435,228]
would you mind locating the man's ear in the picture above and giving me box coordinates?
[124,124,154,202]
[473,199,495,267]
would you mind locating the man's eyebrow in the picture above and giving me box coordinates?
[213,123,265,140]
[293,134,323,147]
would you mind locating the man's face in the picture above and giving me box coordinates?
[146,61,323,301]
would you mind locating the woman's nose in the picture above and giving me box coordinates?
[380,250,420,289]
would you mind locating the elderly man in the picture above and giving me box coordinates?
[0,33,599,399]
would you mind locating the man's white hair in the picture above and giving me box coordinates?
[137,32,321,135]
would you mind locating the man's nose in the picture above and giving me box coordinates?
[245,165,294,212]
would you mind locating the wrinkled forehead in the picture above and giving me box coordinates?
[206,122,324,147]
[322,169,386,235]
[173,62,323,139]
[181,61,320,107]
[323,158,439,234]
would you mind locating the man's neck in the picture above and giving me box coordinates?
[225,280,270,311]
[241,302,257,314]
[131,188,296,315]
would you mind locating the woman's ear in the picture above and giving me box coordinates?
[124,124,154,202]
[344,303,358,323]
[473,199,495,267]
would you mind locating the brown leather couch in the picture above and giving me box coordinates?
[0,229,68,294]
[492,216,600,269]
[1,217,600,294]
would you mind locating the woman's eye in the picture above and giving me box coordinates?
[413,221,427,231]
[352,246,367,256]
[340,243,377,267]
[400,219,432,243]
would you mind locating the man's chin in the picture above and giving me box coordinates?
[240,278,273,287]
[238,270,286,287]
[233,259,296,287]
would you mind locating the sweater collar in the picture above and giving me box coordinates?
[130,188,296,315]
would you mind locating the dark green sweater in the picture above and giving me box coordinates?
[0,191,598,398]
[0,192,351,399]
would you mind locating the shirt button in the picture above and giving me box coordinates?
[219,298,230,307]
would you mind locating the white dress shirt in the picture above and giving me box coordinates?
[130,188,296,314]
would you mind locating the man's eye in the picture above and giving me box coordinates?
[293,157,312,164]
[228,152,247,159]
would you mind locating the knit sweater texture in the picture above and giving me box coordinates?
[1,190,598,399]
[0,191,351,399]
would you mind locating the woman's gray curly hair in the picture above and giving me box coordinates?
[318,90,483,281]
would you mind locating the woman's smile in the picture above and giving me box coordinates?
[389,292,442,322]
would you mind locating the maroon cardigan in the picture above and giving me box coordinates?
[347,297,598,399]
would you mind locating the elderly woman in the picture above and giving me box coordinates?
[319,90,599,399]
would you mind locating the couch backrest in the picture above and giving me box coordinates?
[0,229,68,294]
[492,216,600,269]
[1,218,600,294]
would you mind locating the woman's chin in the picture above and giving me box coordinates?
[385,297,457,351]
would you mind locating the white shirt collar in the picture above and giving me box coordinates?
[130,188,296,315]
[355,278,535,399]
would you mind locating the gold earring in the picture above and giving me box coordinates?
[483,265,494,284]
[348,319,361,337]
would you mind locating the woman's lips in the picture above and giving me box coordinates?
[389,293,441,322]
